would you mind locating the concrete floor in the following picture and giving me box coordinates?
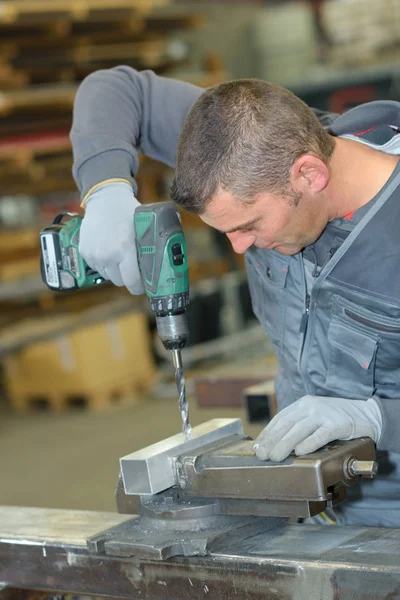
[0,392,264,512]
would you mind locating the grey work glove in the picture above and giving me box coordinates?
[79,181,144,295]
[253,395,382,462]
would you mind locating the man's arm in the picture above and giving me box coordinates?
[69,67,204,293]
[70,66,204,198]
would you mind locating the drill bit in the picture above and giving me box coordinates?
[172,349,191,439]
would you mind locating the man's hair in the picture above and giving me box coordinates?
[171,79,335,214]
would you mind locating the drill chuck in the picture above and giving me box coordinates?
[156,312,189,351]
[148,292,189,314]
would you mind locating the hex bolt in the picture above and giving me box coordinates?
[348,459,378,479]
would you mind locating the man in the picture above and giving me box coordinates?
[71,67,400,527]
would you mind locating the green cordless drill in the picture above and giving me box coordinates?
[40,202,191,438]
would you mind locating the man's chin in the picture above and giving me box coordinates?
[254,242,302,255]
[273,244,302,255]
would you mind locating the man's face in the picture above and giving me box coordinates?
[200,188,329,255]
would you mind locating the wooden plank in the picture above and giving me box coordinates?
[0,114,71,137]
[0,175,75,196]
[0,26,146,54]
[15,56,185,85]
[0,131,71,162]
[0,163,73,185]
[0,133,73,189]
[0,0,169,24]
[11,38,168,68]
[0,12,203,46]
[0,63,28,88]
[9,379,144,413]
[0,256,39,282]
[0,14,203,56]
[0,85,77,116]
[0,228,40,254]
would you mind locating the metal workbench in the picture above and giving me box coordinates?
[1,506,400,600]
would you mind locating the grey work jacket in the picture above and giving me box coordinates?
[246,102,400,526]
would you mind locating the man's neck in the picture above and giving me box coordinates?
[326,137,399,221]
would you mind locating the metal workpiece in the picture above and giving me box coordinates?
[119,418,244,495]
[2,506,400,600]
[90,488,283,560]
[120,417,377,517]
[178,437,377,503]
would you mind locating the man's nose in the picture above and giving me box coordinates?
[226,231,256,254]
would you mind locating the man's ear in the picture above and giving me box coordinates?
[290,154,329,194]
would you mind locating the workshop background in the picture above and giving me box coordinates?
[0,0,399,512]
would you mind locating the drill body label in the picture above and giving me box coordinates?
[40,233,60,288]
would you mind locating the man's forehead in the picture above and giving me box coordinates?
[200,195,242,229]
[203,189,254,219]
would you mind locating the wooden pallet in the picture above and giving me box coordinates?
[0,131,72,186]
[0,255,39,282]
[11,37,169,66]
[0,174,75,196]
[0,129,74,194]
[0,13,203,51]
[2,306,156,413]
[9,377,150,413]
[0,131,71,161]
[0,63,28,89]
[0,115,72,138]
[0,3,213,198]
[0,0,169,25]
[0,228,39,253]
[2,52,183,89]
[0,7,205,88]
[0,86,77,117]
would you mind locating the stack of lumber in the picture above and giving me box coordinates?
[0,2,205,88]
[0,0,206,197]
[0,0,220,293]
[0,227,40,282]
[0,130,73,196]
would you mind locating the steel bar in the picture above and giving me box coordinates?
[120,418,243,495]
[1,507,400,600]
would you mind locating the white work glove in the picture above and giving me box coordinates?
[253,395,382,462]
[79,181,144,295]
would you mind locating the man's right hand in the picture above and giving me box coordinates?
[79,180,145,295]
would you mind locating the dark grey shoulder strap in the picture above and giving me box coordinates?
[311,107,340,128]
[329,101,400,135]
[313,166,400,289]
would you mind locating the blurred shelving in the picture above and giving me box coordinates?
[0,0,229,311]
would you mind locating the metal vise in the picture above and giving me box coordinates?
[87,419,377,560]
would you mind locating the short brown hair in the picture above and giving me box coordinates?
[171,79,335,214]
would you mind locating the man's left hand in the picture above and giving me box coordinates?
[253,395,382,462]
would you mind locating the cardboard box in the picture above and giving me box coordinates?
[3,308,155,411]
